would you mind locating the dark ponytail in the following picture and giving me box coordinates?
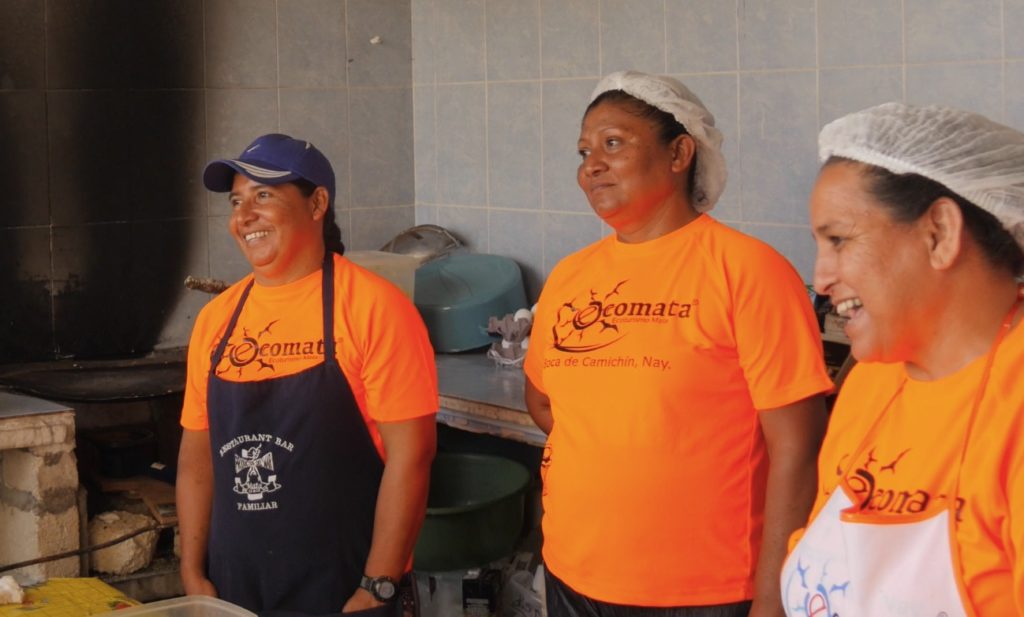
[292,178,345,255]
[322,204,346,256]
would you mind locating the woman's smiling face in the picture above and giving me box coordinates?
[810,161,936,363]
[228,174,327,286]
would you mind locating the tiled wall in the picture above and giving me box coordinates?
[5,0,1023,360]
[411,0,1024,300]
[0,0,414,361]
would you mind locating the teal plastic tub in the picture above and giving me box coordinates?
[414,453,531,572]
[413,254,528,352]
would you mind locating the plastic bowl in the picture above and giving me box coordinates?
[414,453,531,572]
[413,254,528,352]
[97,595,256,616]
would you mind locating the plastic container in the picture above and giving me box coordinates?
[345,250,419,300]
[501,570,543,617]
[414,453,530,572]
[415,570,464,617]
[414,254,528,352]
[97,595,256,616]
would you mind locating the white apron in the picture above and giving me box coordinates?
[781,481,969,617]
[781,295,1022,617]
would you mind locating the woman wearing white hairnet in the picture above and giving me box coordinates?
[523,71,833,617]
[782,103,1024,616]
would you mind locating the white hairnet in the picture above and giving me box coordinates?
[590,71,727,212]
[819,102,1024,251]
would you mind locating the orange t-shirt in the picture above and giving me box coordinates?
[523,215,833,606]
[180,253,438,458]
[799,320,1024,615]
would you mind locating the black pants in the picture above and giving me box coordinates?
[545,569,752,617]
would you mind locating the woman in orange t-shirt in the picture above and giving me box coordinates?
[524,71,833,617]
[176,134,437,616]
[783,103,1024,616]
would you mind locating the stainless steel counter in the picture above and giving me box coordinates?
[435,353,546,447]
[0,390,72,419]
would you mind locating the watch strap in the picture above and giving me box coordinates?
[359,574,397,601]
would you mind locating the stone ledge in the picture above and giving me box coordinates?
[0,413,75,451]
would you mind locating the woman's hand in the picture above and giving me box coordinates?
[525,377,553,434]
[752,395,827,617]
[177,428,216,600]
[341,588,384,613]
[181,571,217,598]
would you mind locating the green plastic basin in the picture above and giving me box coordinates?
[413,453,531,572]
[413,254,528,352]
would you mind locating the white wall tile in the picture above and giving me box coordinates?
[278,0,346,87]
[350,205,415,251]
[1007,62,1024,131]
[205,88,279,166]
[436,205,489,251]
[818,0,902,67]
[489,209,544,299]
[665,0,738,73]
[819,66,903,126]
[436,84,487,205]
[347,0,412,88]
[540,0,599,78]
[739,71,818,224]
[600,0,666,75]
[738,0,816,70]
[412,0,437,84]
[414,85,438,204]
[434,0,486,82]
[486,0,540,80]
[488,81,542,210]
[1008,0,1024,59]
[906,62,1004,121]
[905,0,1001,63]
[205,0,277,88]
[349,86,415,207]
[415,204,438,224]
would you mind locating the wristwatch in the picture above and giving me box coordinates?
[359,574,397,602]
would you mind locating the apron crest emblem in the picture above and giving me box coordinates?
[233,445,282,500]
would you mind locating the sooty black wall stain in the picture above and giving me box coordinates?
[0,0,204,362]
[0,0,51,362]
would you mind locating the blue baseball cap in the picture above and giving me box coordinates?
[203,133,336,206]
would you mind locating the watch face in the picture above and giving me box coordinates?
[374,579,396,600]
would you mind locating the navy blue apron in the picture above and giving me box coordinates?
[206,255,395,616]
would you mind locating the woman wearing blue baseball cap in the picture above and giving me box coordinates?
[176,134,438,616]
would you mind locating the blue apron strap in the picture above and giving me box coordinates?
[322,254,336,365]
[210,278,255,367]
